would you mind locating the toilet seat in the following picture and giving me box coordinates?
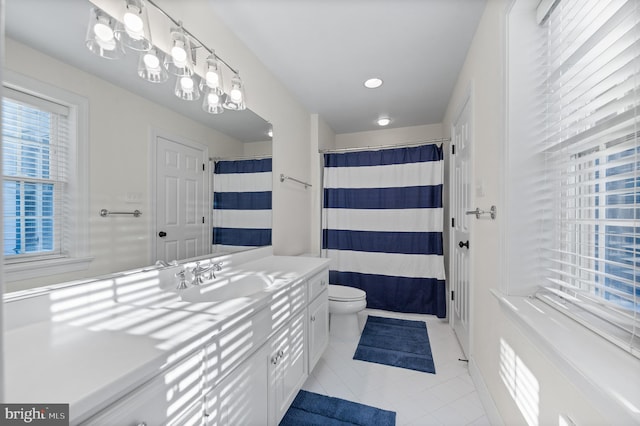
[329,285,366,302]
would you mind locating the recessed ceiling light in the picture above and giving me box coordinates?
[377,118,391,126]
[364,78,383,89]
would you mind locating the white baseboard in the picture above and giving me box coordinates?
[469,357,504,425]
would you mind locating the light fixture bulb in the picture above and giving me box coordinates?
[124,11,144,34]
[86,7,123,59]
[143,53,160,69]
[230,88,243,103]
[208,93,220,104]
[94,22,115,43]
[114,0,152,51]
[171,45,187,65]
[377,118,391,126]
[180,77,194,92]
[206,72,220,88]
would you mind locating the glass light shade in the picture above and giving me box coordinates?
[164,26,195,76]
[115,0,152,51]
[138,48,168,83]
[222,73,246,110]
[174,75,201,101]
[85,7,123,60]
[202,54,224,94]
[202,88,224,114]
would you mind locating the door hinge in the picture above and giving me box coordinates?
[451,144,455,155]
[202,163,206,171]
[451,218,455,228]
[202,217,205,224]
[451,290,455,301]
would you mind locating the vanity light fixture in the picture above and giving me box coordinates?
[138,47,168,83]
[364,78,383,89]
[377,117,391,126]
[85,0,247,111]
[85,7,123,60]
[114,0,152,51]
[222,73,247,111]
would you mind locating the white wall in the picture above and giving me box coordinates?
[153,0,313,257]
[310,114,336,255]
[4,38,245,292]
[442,0,608,424]
[243,140,272,157]
[334,123,443,149]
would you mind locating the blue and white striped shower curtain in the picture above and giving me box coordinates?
[212,158,272,253]
[322,144,446,317]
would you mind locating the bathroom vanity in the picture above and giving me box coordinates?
[3,248,330,425]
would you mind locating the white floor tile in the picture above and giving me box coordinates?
[303,309,489,426]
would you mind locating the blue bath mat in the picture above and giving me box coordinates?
[280,390,396,426]
[353,316,435,374]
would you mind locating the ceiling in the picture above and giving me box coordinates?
[208,0,487,134]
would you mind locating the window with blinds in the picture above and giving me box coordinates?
[537,0,639,357]
[2,88,69,261]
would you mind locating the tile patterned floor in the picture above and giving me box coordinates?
[301,309,491,426]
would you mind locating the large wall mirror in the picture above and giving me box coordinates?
[3,0,272,291]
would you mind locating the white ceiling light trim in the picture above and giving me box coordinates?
[364,78,383,89]
[377,117,391,126]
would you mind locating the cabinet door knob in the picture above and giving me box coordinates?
[320,280,326,286]
[271,355,278,365]
[311,315,316,322]
[278,349,284,358]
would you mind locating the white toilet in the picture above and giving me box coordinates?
[328,285,367,338]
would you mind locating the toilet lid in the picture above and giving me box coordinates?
[328,285,366,302]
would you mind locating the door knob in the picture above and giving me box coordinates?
[458,240,469,249]
[158,231,167,237]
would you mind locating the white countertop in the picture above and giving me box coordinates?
[4,254,330,423]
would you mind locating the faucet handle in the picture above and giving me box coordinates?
[175,270,189,290]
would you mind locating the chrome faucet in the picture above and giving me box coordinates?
[175,269,189,290]
[192,261,223,285]
[155,259,178,268]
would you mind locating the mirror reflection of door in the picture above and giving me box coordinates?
[155,134,209,262]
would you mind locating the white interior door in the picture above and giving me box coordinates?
[451,97,472,358]
[155,135,209,262]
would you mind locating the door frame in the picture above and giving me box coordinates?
[149,128,211,263]
[448,83,474,358]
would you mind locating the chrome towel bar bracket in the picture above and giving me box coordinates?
[100,209,142,218]
[465,205,496,220]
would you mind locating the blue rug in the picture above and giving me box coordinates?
[280,390,396,426]
[353,316,436,374]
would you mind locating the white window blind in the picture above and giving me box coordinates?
[538,0,639,357]
[2,87,69,261]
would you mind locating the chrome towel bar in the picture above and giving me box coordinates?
[280,174,312,189]
[100,209,142,218]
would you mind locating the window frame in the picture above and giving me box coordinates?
[2,70,92,281]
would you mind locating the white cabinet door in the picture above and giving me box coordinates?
[308,289,329,373]
[204,345,269,426]
[81,351,204,426]
[268,311,307,425]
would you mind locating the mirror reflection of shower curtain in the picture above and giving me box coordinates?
[322,144,446,317]
[212,157,272,254]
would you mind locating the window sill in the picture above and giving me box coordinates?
[491,289,640,424]
[4,256,94,282]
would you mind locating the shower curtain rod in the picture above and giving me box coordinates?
[210,154,272,162]
[318,137,451,154]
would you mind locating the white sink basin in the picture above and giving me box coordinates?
[179,274,272,302]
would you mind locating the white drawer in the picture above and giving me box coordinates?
[307,269,329,302]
